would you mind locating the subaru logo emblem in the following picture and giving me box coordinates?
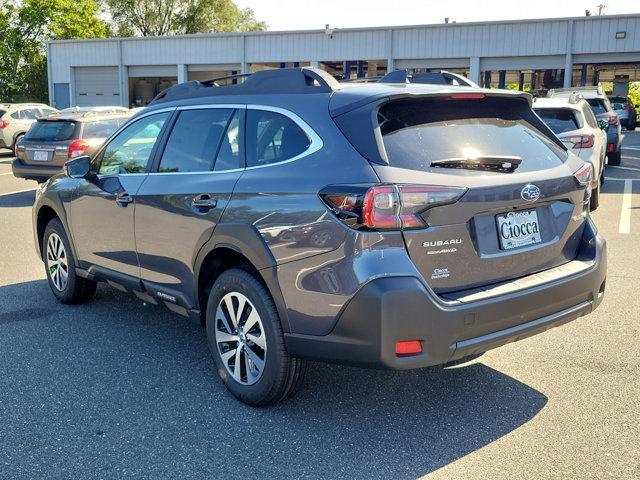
[521,184,541,202]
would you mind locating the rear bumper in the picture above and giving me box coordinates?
[11,158,62,181]
[284,219,606,369]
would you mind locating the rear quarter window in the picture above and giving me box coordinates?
[535,108,580,134]
[24,121,76,141]
[586,98,608,115]
[377,97,567,173]
[81,120,121,139]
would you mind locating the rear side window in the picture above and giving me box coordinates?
[25,121,76,141]
[159,108,236,173]
[377,97,566,173]
[81,120,121,139]
[586,98,608,115]
[535,109,580,134]
[246,110,311,167]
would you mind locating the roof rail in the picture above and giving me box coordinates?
[377,69,479,88]
[340,76,381,83]
[150,67,340,105]
[549,85,604,96]
[201,72,253,86]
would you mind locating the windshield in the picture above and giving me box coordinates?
[378,97,566,173]
[24,120,76,141]
[535,109,580,134]
[586,98,608,115]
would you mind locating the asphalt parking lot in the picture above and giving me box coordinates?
[1,134,639,480]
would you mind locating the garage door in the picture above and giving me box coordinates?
[74,67,120,107]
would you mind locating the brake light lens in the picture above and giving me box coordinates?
[447,93,486,100]
[0,120,9,129]
[320,184,467,231]
[624,105,633,111]
[564,134,594,149]
[68,140,89,159]
[608,115,619,126]
[608,143,614,152]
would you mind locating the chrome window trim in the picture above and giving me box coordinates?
[139,103,323,176]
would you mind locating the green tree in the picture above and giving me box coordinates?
[0,0,109,102]
[105,0,266,37]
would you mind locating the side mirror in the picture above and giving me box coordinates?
[597,119,609,131]
[65,155,93,179]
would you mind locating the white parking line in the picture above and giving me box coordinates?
[0,188,35,197]
[619,180,633,234]
[608,165,640,172]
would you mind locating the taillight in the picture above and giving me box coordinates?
[0,120,9,129]
[608,115,619,126]
[624,105,633,111]
[608,143,614,152]
[573,163,593,202]
[320,184,467,231]
[564,134,594,149]
[68,140,89,159]
[447,93,486,100]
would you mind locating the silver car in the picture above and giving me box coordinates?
[534,95,607,210]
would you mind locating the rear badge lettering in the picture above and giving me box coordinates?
[431,268,450,280]
[423,238,462,256]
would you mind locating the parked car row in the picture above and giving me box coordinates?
[0,103,58,156]
[7,106,136,182]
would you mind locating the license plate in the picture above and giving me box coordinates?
[32,150,49,162]
[496,209,542,250]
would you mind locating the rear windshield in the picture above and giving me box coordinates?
[586,98,608,115]
[81,119,121,139]
[377,97,566,173]
[535,108,580,134]
[25,120,76,141]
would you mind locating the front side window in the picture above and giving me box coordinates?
[246,110,311,167]
[98,112,169,175]
[159,108,235,173]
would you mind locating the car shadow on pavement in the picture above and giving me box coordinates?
[0,280,548,479]
[0,189,35,208]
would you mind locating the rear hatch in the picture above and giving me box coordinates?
[333,92,589,295]
[18,119,78,167]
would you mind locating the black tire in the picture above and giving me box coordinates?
[43,219,97,304]
[13,133,24,157]
[590,183,600,211]
[607,149,621,166]
[206,268,307,406]
[628,116,636,132]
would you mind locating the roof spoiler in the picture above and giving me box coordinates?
[150,67,340,105]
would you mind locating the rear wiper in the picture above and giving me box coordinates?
[430,156,522,173]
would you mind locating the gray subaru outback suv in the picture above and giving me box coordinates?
[33,68,606,406]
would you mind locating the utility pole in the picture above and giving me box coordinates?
[596,4,607,15]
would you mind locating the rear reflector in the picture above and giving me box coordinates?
[608,143,614,152]
[447,93,486,100]
[396,340,422,356]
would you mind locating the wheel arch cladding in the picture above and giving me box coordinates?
[36,205,62,260]
[194,223,291,332]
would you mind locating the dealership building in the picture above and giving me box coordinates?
[46,13,640,109]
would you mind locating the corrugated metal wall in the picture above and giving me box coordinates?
[48,15,640,85]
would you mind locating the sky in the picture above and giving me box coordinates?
[234,0,637,31]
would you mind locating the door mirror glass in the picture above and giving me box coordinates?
[65,155,92,178]
[597,119,609,131]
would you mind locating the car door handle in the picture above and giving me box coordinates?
[115,192,133,206]
[192,194,218,210]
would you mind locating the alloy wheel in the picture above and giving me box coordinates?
[46,233,69,291]
[215,292,267,385]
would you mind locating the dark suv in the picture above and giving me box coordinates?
[33,68,606,406]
